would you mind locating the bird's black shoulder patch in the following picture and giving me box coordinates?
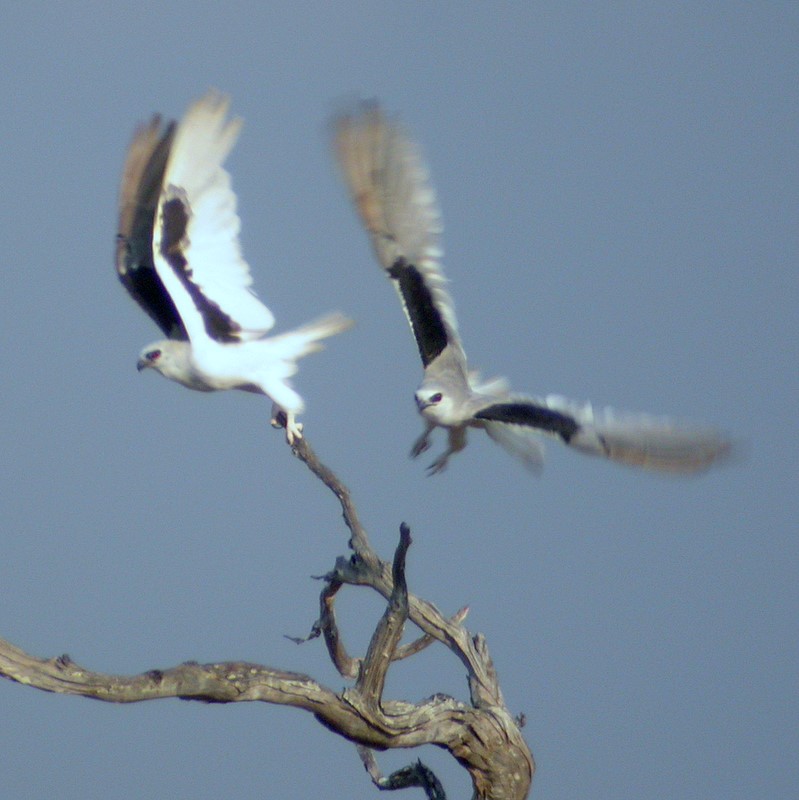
[387,257,449,367]
[475,402,580,443]
[160,195,242,343]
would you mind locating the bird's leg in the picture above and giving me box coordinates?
[410,421,436,459]
[270,404,304,444]
[427,427,467,475]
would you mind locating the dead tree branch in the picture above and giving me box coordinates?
[0,434,534,799]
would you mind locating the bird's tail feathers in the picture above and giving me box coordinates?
[269,312,354,361]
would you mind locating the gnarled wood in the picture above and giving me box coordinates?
[1,434,534,799]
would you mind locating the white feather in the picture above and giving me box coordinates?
[153,91,275,342]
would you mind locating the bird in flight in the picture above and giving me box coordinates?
[334,103,730,474]
[116,91,351,443]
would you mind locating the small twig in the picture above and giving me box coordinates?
[393,606,469,662]
[357,746,447,799]
[283,627,320,646]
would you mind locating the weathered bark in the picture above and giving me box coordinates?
[0,435,534,799]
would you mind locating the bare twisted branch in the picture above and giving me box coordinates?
[0,433,534,799]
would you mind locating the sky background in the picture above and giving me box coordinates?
[0,4,796,799]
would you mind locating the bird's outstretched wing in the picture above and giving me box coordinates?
[334,103,463,369]
[476,395,731,474]
[116,115,186,339]
[151,90,276,346]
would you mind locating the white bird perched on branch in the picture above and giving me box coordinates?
[334,103,730,474]
[116,90,352,443]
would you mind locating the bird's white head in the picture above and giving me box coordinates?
[136,339,203,390]
[415,383,459,426]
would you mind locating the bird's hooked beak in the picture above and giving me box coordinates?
[137,358,151,372]
[415,394,428,411]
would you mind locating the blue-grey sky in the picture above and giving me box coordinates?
[0,4,795,799]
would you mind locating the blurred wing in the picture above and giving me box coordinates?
[116,115,186,339]
[152,90,275,346]
[334,103,463,368]
[564,400,732,473]
[482,420,546,473]
[477,395,731,474]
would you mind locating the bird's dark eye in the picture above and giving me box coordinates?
[146,350,161,362]
[430,392,443,404]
